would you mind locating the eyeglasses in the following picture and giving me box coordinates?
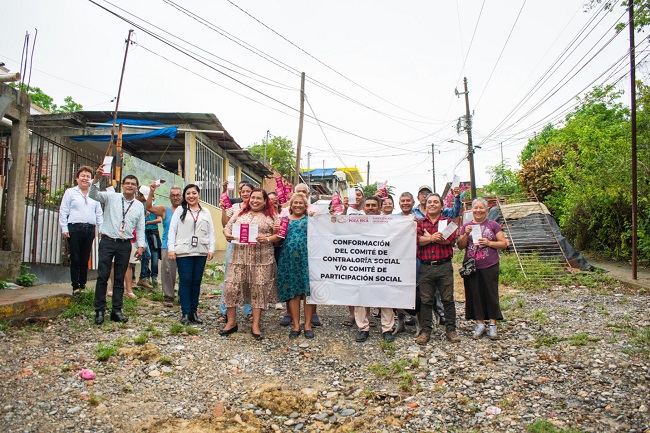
[170,194,182,197]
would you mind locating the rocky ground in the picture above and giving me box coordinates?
[0,275,649,433]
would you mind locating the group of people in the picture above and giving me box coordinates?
[59,165,508,344]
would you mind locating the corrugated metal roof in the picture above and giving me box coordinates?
[28,111,272,178]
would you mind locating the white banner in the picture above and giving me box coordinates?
[307,214,416,309]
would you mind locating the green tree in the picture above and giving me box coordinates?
[517,83,649,263]
[8,83,83,113]
[588,1,650,33]
[360,182,395,198]
[247,136,296,180]
[482,162,523,196]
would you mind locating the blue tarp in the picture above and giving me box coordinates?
[305,168,337,177]
[69,126,178,142]
[95,118,165,127]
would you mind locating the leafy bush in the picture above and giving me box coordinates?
[17,265,37,287]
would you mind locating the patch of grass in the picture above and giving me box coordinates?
[531,309,549,324]
[533,335,565,348]
[367,363,391,378]
[169,323,184,335]
[94,342,118,361]
[379,340,396,356]
[596,307,610,315]
[88,392,103,406]
[398,372,415,391]
[629,326,650,356]
[203,261,225,284]
[527,419,586,433]
[185,326,200,335]
[159,356,173,365]
[60,291,95,319]
[150,329,163,338]
[60,364,71,372]
[197,302,207,309]
[169,323,200,336]
[133,334,148,345]
[137,290,164,302]
[567,333,601,346]
[122,384,133,393]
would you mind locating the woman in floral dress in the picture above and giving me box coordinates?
[221,188,279,340]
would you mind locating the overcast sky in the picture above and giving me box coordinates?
[2,0,645,196]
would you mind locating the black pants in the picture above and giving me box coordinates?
[95,237,131,312]
[67,224,95,290]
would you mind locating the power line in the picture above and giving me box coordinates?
[225,0,437,123]
[88,0,430,153]
[473,0,527,109]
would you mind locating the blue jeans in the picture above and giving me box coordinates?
[219,242,252,315]
[176,255,207,314]
[139,242,153,279]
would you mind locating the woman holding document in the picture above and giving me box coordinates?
[167,184,215,325]
[457,198,508,340]
[276,192,314,339]
[222,188,279,340]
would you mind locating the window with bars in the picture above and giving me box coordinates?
[241,172,259,188]
[195,137,223,207]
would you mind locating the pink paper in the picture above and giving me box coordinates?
[277,217,289,238]
[276,187,287,204]
[275,177,284,188]
[331,194,343,214]
[239,224,249,244]
[220,192,232,209]
[284,184,293,196]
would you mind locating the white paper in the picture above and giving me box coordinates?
[231,223,259,244]
[471,224,482,245]
[227,176,235,190]
[154,179,166,186]
[452,175,460,189]
[102,156,113,176]
[347,188,357,205]
[441,221,458,240]
[248,223,259,244]
[347,206,364,215]
[437,219,447,233]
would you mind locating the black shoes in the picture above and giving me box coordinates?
[110,310,128,323]
[382,331,395,342]
[180,313,191,325]
[190,311,203,324]
[251,330,263,340]
[289,329,301,339]
[94,311,104,325]
[304,329,314,339]
[218,324,238,336]
[355,331,370,342]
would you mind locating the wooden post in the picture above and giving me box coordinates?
[294,72,305,186]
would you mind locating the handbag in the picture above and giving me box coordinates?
[459,257,476,278]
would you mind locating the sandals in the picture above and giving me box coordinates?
[342,318,354,327]
[72,289,81,297]
[247,314,253,323]
[107,290,113,297]
[125,292,138,299]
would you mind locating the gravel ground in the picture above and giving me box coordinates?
[0,278,649,433]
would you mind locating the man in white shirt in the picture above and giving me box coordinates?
[90,167,146,325]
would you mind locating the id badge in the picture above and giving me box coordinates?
[191,236,198,247]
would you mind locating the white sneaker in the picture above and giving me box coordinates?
[487,325,498,340]
[472,324,486,339]
[274,302,283,310]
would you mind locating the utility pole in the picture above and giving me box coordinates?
[629,0,638,280]
[294,72,305,186]
[430,143,436,192]
[263,129,270,166]
[108,29,134,192]
[366,161,370,186]
[500,142,505,185]
[456,77,476,198]
[307,151,311,190]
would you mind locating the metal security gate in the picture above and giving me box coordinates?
[23,133,100,266]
